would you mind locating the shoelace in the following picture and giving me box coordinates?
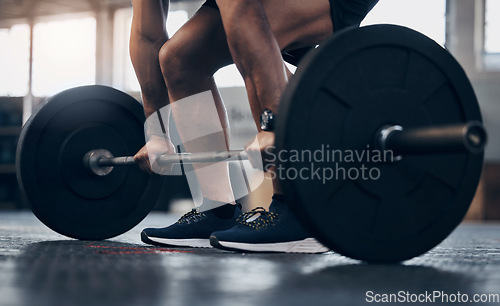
[177,209,205,224]
[237,207,278,229]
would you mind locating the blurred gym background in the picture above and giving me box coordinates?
[0,0,498,218]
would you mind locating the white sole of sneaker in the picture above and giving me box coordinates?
[148,237,212,248]
[217,238,329,253]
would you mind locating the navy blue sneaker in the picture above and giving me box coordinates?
[210,196,328,253]
[141,203,242,248]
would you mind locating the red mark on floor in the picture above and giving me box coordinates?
[85,244,193,255]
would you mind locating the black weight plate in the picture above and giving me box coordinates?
[17,85,163,240]
[276,25,484,262]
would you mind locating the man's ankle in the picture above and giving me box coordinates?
[211,203,238,219]
[272,193,288,203]
[198,198,237,219]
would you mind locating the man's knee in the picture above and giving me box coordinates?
[159,41,186,88]
[159,38,216,90]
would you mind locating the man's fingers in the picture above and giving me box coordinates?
[248,150,262,169]
[243,131,275,170]
[244,137,262,170]
[134,139,177,175]
[134,150,153,174]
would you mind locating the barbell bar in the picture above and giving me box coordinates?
[84,122,487,177]
[379,121,487,155]
[85,149,248,176]
[99,149,246,167]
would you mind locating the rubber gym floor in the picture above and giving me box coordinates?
[0,211,499,306]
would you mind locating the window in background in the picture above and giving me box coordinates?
[0,24,30,97]
[485,0,500,53]
[483,0,500,70]
[361,0,447,46]
[214,65,245,88]
[32,17,96,97]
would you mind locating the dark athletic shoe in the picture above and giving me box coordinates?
[210,197,328,253]
[141,203,242,248]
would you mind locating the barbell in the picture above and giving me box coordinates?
[82,121,485,175]
[16,24,487,262]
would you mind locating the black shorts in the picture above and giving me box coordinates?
[201,0,379,32]
[330,0,379,31]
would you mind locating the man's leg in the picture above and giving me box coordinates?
[130,0,170,118]
[137,6,244,248]
[158,7,237,209]
[131,2,236,209]
[130,0,178,174]
[210,0,334,253]
[215,0,333,195]
[210,0,379,253]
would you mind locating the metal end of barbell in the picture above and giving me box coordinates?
[376,121,487,156]
[463,121,487,154]
[376,125,404,162]
[83,149,114,177]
